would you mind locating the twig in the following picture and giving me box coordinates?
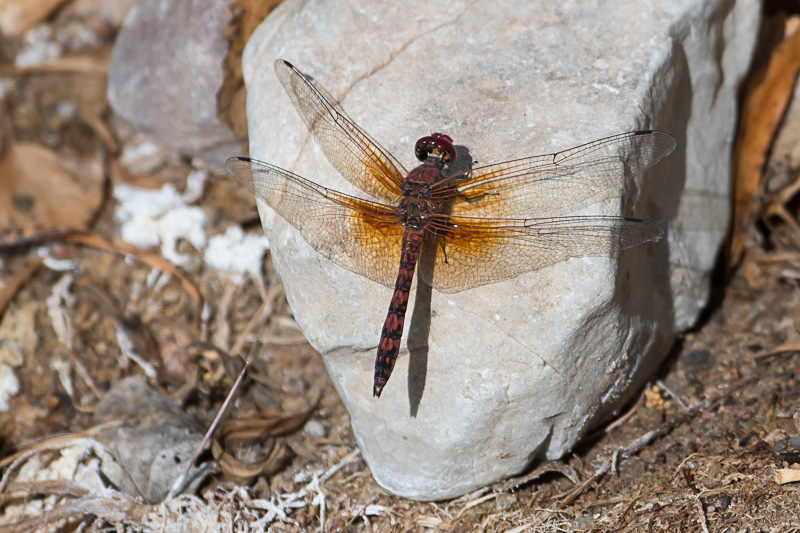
[656,379,689,412]
[695,494,710,533]
[454,492,499,518]
[229,300,267,359]
[491,460,580,493]
[0,55,109,76]
[605,386,648,433]
[253,448,362,528]
[212,280,238,351]
[229,279,284,359]
[166,360,250,500]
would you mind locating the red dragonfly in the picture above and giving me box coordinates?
[227,60,675,398]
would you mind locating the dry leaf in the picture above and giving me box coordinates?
[742,258,763,289]
[212,404,316,485]
[75,276,159,369]
[0,143,103,245]
[0,0,69,37]
[731,27,800,265]
[0,257,44,319]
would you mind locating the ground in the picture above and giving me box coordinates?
[1,2,800,532]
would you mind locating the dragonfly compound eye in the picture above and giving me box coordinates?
[414,133,456,166]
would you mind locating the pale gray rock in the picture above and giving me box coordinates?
[304,419,327,439]
[241,0,759,499]
[107,0,238,169]
[93,376,206,502]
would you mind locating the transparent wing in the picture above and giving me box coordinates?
[227,156,403,287]
[420,213,664,293]
[275,59,407,203]
[441,130,675,219]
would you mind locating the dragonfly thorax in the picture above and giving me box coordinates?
[398,179,436,230]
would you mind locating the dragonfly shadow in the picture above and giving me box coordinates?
[407,274,431,417]
[407,145,474,416]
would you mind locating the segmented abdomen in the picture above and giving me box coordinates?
[373,229,423,397]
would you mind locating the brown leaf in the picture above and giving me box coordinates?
[731,28,800,266]
[75,276,160,369]
[0,143,103,245]
[0,257,43,319]
[212,403,316,485]
[0,50,118,155]
[742,258,762,289]
[0,0,70,37]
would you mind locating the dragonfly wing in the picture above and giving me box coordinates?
[421,214,664,293]
[445,130,676,219]
[227,157,402,288]
[275,59,407,203]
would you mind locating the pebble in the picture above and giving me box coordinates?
[304,420,327,438]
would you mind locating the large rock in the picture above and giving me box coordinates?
[241,0,758,499]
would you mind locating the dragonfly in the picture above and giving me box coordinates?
[227,59,676,398]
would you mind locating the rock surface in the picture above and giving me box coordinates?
[107,0,238,169]
[241,0,759,499]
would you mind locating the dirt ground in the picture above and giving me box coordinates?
[1,2,800,532]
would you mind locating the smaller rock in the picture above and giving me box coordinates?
[118,135,171,174]
[107,0,240,169]
[92,376,207,501]
[304,419,327,438]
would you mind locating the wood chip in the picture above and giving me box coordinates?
[775,468,800,484]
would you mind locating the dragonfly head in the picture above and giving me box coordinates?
[415,133,456,168]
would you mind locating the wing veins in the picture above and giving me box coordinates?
[420,214,664,292]
[275,60,406,203]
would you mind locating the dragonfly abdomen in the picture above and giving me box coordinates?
[373,228,423,397]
